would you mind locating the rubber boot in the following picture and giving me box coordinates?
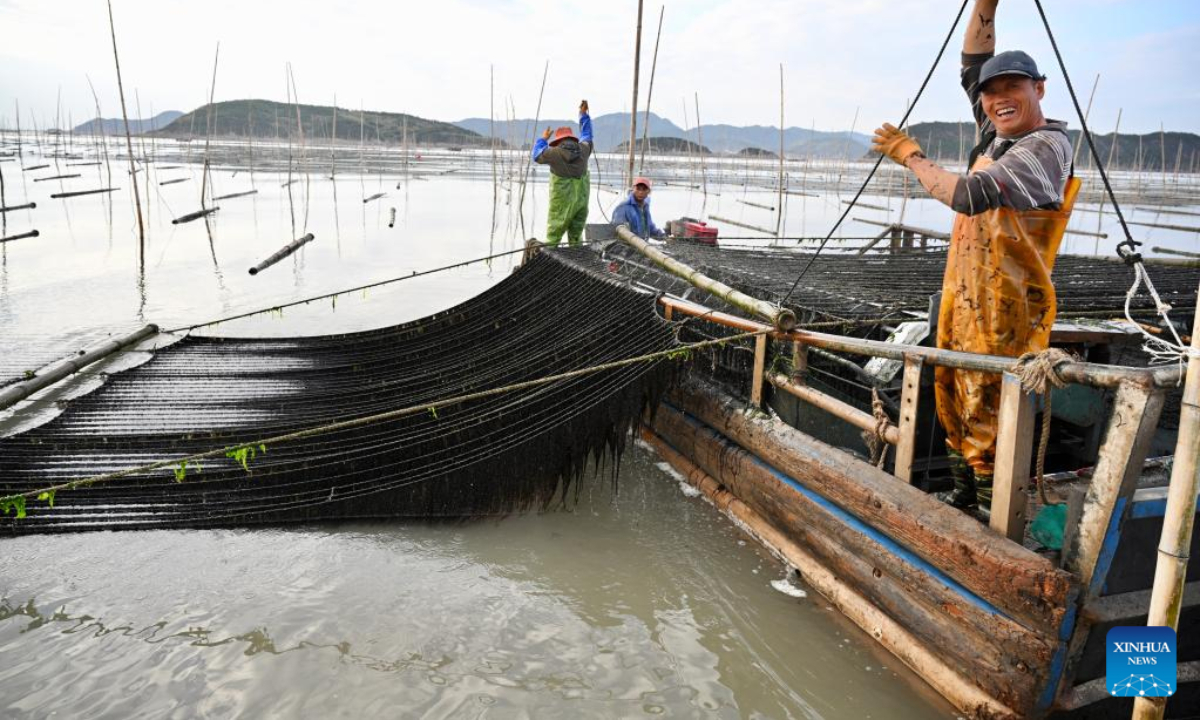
[974,474,994,522]
[936,450,977,510]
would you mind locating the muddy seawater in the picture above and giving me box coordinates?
[3,135,1193,718]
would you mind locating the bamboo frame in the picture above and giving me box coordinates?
[769,372,899,445]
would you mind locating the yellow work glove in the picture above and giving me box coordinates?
[872,123,924,166]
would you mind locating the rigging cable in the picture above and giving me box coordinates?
[777,0,971,306]
[1031,0,1189,367]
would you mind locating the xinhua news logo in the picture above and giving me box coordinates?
[1106,626,1176,697]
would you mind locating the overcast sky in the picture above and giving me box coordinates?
[2,0,1197,135]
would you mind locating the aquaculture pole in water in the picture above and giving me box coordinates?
[517,61,548,239]
[200,43,220,209]
[106,0,145,254]
[248,233,315,275]
[626,0,644,189]
[776,63,785,237]
[638,5,663,175]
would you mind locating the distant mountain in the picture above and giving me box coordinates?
[905,121,1200,171]
[612,136,710,155]
[74,111,182,135]
[454,112,872,158]
[155,100,487,146]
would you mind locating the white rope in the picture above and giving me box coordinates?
[1124,260,1190,376]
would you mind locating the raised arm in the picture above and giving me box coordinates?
[963,0,998,56]
[578,100,593,146]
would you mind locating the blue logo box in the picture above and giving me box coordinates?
[1107,626,1176,697]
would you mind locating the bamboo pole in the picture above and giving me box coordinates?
[627,0,644,189]
[694,93,707,196]
[105,0,145,254]
[1094,109,1122,254]
[776,63,785,237]
[0,229,38,243]
[768,372,899,443]
[51,188,119,199]
[1071,74,1100,168]
[0,324,158,411]
[517,60,548,239]
[616,224,796,330]
[0,202,36,212]
[248,233,315,275]
[638,5,663,174]
[1132,282,1200,720]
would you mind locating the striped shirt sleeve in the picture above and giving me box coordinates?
[951,126,1072,215]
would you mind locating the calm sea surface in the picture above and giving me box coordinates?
[4,136,1193,718]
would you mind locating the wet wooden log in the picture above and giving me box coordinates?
[642,426,1021,720]
[0,229,39,243]
[21,164,50,172]
[0,202,36,213]
[651,404,1052,715]
[249,233,315,275]
[159,178,189,186]
[212,189,258,201]
[670,375,1076,635]
[171,207,219,225]
[50,188,119,199]
[33,174,81,182]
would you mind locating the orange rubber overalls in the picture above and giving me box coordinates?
[934,156,1081,476]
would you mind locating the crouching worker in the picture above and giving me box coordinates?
[612,176,665,239]
[871,0,1079,518]
[532,100,594,247]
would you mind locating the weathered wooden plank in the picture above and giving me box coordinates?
[652,404,1052,714]
[750,334,767,407]
[894,355,923,483]
[642,427,1020,720]
[991,372,1036,541]
[670,376,1076,636]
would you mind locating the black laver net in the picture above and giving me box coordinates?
[0,252,677,534]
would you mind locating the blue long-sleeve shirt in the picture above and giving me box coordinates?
[612,191,663,238]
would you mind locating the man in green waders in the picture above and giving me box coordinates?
[532,100,593,247]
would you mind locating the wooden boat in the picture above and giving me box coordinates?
[597,226,1199,718]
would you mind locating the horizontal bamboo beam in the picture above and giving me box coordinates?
[50,188,119,199]
[171,207,219,225]
[1153,245,1200,259]
[656,295,1178,389]
[0,229,39,243]
[1128,220,1200,233]
[767,371,899,444]
[735,198,775,212]
[641,426,1021,720]
[618,224,796,330]
[33,174,81,182]
[21,164,49,172]
[211,189,258,201]
[0,202,36,213]
[842,199,891,212]
[249,233,316,275]
[159,178,189,186]
[851,217,951,240]
[707,214,777,236]
[0,324,159,411]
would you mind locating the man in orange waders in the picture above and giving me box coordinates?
[871,0,1080,518]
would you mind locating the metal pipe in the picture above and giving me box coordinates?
[768,372,899,444]
[1133,280,1200,720]
[618,224,796,330]
[0,324,159,411]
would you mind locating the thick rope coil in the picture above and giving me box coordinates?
[862,387,892,468]
[1012,348,1075,505]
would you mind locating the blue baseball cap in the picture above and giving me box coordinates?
[979,50,1047,88]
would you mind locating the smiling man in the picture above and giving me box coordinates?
[871,0,1079,517]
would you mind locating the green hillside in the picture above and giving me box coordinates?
[905,121,1200,171]
[611,136,711,155]
[156,99,489,147]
